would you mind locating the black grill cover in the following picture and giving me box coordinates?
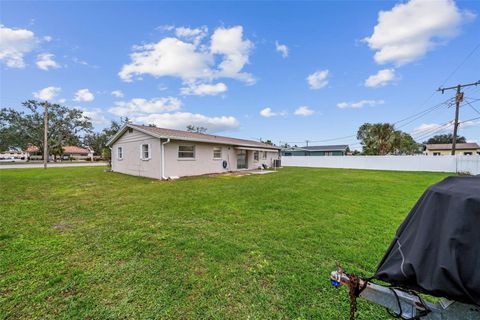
[374,175,480,306]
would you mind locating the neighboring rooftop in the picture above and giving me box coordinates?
[108,124,280,150]
[26,145,90,154]
[63,146,90,154]
[282,145,349,152]
[425,143,480,151]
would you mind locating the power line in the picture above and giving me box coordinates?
[280,42,480,147]
[437,41,480,89]
[280,98,454,145]
[395,98,454,129]
[438,81,480,154]
[412,122,453,141]
[460,116,480,125]
[464,100,480,115]
[414,116,480,143]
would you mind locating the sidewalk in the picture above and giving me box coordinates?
[0,162,108,169]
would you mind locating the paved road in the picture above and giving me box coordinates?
[0,162,108,169]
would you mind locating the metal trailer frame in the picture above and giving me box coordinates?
[330,270,480,319]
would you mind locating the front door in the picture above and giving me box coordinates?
[237,150,247,169]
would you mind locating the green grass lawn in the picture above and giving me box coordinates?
[0,167,450,319]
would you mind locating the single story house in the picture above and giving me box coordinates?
[61,146,94,160]
[424,143,480,156]
[282,145,349,156]
[106,124,281,179]
[0,147,28,162]
[27,145,94,160]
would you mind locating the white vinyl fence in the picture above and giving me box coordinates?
[282,155,480,175]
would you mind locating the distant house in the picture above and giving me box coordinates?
[27,145,94,160]
[61,146,94,160]
[424,143,480,156]
[0,147,28,162]
[282,145,349,156]
[106,123,281,179]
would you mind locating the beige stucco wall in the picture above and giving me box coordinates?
[163,141,279,178]
[111,129,162,179]
[425,149,480,156]
[111,128,280,179]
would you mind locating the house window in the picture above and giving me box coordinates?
[141,144,150,160]
[178,145,195,159]
[254,151,259,161]
[464,152,473,156]
[262,151,267,159]
[213,147,222,159]
[433,152,441,156]
[117,147,123,160]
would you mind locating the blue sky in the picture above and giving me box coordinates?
[1,0,479,148]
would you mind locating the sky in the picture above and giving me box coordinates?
[1,0,480,149]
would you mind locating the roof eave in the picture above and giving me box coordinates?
[106,123,163,147]
[107,124,280,150]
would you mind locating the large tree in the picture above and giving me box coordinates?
[83,118,128,159]
[424,134,466,145]
[394,131,420,155]
[0,100,92,157]
[357,123,419,155]
[186,125,207,134]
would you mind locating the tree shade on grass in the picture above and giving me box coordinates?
[0,167,450,319]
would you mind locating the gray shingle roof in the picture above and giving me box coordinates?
[108,124,280,150]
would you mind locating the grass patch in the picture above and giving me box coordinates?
[0,167,450,319]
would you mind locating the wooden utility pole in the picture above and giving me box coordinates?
[438,80,480,155]
[43,102,48,169]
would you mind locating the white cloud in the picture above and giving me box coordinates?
[175,26,208,46]
[411,122,454,138]
[364,69,397,87]
[337,99,384,109]
[36,53,60,70]
[260,107,276,118]
[33,86,61,101]
[74,89,95,102]
[259,107,287,118]
[109,97,182,117]
[111,90,124,98]
[413,119,479,137]
[364,0,475,66]
[43,36,53,42]
[133,112,239,133]
[275,41,289,58]
[119,25,254,85]
[180,82,227,96]
[119,37,212,82]
[294,106,315,116]
[307,70,329,90]
[71,57,96,68]
[158,84,168,91]
[211,26,255,84]
[461,119,480,129]
[81,108,108,126]
[0,25,37,68]
[156,25,175,32]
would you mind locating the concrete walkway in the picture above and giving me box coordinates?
[0,162,108,169]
